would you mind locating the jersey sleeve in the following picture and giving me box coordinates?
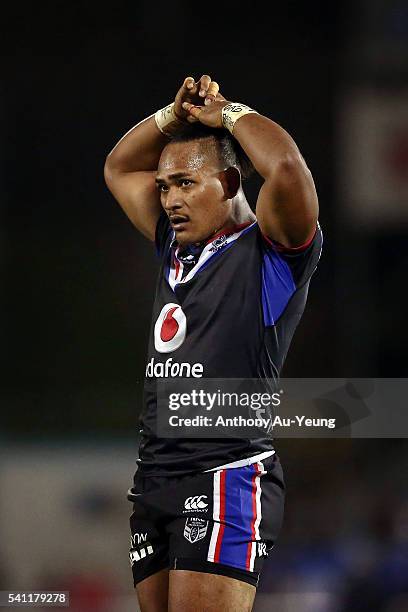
[155,210,172,258]
[262,223,323,287]
[261,223,323,326]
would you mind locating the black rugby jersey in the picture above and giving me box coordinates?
[137,211,323,476]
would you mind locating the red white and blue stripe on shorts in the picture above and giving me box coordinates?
[207,461,265,573]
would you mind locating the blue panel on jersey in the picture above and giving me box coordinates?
[262,248,296,326]
[218,465,256,571]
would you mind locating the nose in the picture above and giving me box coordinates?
[163,185,183,212]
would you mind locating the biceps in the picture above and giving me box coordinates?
[104,169,162,240]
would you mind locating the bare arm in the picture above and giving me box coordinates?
[182,101,319,248]
[104,75,220,240]
[233,113,318,247]
[104,115,167,240]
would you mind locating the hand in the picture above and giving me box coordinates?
[181,99,229,129]
[174,74,224,124]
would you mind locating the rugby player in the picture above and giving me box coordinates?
[104,75,322,612]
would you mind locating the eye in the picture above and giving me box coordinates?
[180,179,193,187]
[158,183,168,192]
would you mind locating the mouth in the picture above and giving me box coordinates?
[169,214,190,231]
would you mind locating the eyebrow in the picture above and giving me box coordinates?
[155,172,193,183]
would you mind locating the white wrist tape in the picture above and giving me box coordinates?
[154,103,183,136]
[221,103,258,134]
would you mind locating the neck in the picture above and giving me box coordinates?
[208,188,255,241]
[179,189,255,249]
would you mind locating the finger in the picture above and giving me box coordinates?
[176,77,196,106]
[182,102,203,119]
[204,81,219,105]
[198,74,211,97]
[215,92,226,101]
[181,75,198,97]
[207,81,219,97]
[183,76,195,90]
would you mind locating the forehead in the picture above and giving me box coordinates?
[158,139,219,175]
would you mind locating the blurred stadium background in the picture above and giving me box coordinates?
[2,1,408,610]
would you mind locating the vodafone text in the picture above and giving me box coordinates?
[145,357,203,378]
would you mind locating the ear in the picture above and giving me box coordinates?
[219,166,241,199]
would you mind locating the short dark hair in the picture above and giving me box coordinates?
[168,124,255,180]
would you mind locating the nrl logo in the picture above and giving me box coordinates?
[183,517,208,544]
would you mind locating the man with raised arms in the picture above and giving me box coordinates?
[104,74,322,612]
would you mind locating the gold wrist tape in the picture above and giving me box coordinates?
[221,103,258,134]
[154,103,184,136]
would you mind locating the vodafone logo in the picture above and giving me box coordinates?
[154,303,186,353]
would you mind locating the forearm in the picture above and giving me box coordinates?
[106,75,219,176]
[105,114,169,175]
[232,110,318,240]
[225,105,318,244]
[232,112,305,181]
[103,74,222,240]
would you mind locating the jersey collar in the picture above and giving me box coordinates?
[167,220,256,290]
[170,221,254,250]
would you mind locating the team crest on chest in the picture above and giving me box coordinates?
[154,303,187,353]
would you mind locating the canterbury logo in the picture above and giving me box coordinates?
[184,495,208,510]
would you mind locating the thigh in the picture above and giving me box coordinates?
[168,569,256,612]
[136,567,169,612]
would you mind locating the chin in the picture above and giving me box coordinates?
[176,235,196,247]
[176,229,205,247]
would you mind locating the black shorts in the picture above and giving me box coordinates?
[127,452,285,588]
